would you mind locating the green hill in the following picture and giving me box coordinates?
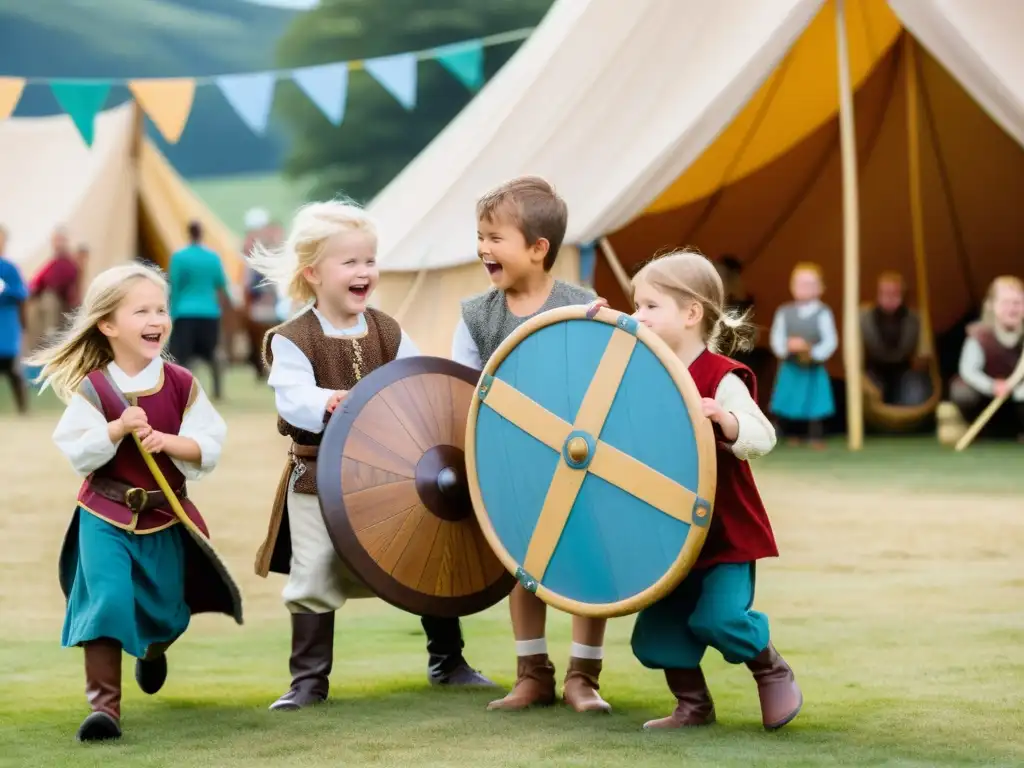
[0,0,298,176]
[0,0,293,78]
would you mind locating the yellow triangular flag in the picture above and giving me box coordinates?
[0,77,25,120]
[127,78,196,143]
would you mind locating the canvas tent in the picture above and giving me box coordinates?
[0,102,241,295]
[368,0,1024,446]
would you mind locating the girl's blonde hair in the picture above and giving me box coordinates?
[632,248,756,356]
[246,200,377,305]
[25,262,168,402]
[981,274,1024,326]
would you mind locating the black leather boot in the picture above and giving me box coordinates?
[421,615,496,686]
[269,611,335,711]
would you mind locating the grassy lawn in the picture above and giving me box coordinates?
[0,374,1022,767]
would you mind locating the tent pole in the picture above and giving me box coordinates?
[129,100,144,160]
[835,0,863,451]
[598,237,633,304]
[903,35,934,358]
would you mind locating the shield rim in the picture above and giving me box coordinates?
[317,354,517,618]
[464,304,718,619]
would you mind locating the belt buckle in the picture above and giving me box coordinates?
[124,487,149,512]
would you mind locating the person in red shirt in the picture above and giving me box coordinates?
[628,249,802,732]
[31,228,82,318]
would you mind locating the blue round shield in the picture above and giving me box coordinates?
[465,304,717,618]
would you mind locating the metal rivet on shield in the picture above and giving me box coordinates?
[566,436,589,463]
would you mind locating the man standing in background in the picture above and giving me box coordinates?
[168,220,230,401]
[29,227,81,340]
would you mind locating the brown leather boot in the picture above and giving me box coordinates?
[745,644,802,729]
[77,639,123,742]
[486,654,556,711]
[643,668,716,729]
[562,657,611,713]
[269,611,334,711]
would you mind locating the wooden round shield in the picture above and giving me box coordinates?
[317,356,516,618]
[465,304,718,618]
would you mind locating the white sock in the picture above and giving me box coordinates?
[515,638,548,657]
[570,642,604,660]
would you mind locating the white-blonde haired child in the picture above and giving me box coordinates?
[248,200,495,711]
[26,262,234,743]
[627,248,802,732]
[950,274,1024,440]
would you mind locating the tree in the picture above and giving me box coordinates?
[274,0,554,203]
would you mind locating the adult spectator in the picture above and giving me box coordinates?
[30,227,81,337]
[860,271,930,406]
[168,220,230,400]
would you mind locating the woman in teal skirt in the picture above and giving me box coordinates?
[29,263,240,743]
[768,263,837,448]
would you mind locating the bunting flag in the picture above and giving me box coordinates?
[0,77,25,120]
[127,78,196,143]
[363,53,418,111]
[49,81,111,146]
[433,40,484,91]
[293,62,348,125]
[216,72,276,134]
[1,26,536,146]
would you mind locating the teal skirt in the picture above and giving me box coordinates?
[61,508,191,660]
[770,359,835,421]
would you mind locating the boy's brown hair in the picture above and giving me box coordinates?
[477,175,568,270]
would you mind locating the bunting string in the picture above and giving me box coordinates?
[0,27,533,146]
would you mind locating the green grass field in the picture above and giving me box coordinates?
[1,371,1022,767]
[190,173,312,234]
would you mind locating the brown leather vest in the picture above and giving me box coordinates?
[969,324,1023,380]
[263,307,402,493]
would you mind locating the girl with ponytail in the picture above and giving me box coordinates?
[626,248,803,733]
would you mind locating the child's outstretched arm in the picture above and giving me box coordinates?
[957,335,994,395]
[769,309,788,359]
[136,379,226,480]
[811,306,839,362]
[267,334,342,432]
[712,373,777,461]
[451,318,483,371]
[53,393,144,475]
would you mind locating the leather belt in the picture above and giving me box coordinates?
[289,443,319,459]
[88,475,187,513]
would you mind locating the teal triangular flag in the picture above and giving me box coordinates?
[433,40,484,91]
[364,53,417,110]
[50,81,111,146]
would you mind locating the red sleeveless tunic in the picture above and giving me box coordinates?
[688,350,779,568]
[75,363,209,536]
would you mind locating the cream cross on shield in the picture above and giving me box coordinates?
[476,318,710,584]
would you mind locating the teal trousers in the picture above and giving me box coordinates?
[61,509,190,660]
[631,562,769,669]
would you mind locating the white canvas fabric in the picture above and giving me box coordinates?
[368,0,826,273]
[0,103,239,285]
[888,0,1024,149]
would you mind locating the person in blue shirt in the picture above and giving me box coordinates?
[0,225,29,413]
[168,221,230,400]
